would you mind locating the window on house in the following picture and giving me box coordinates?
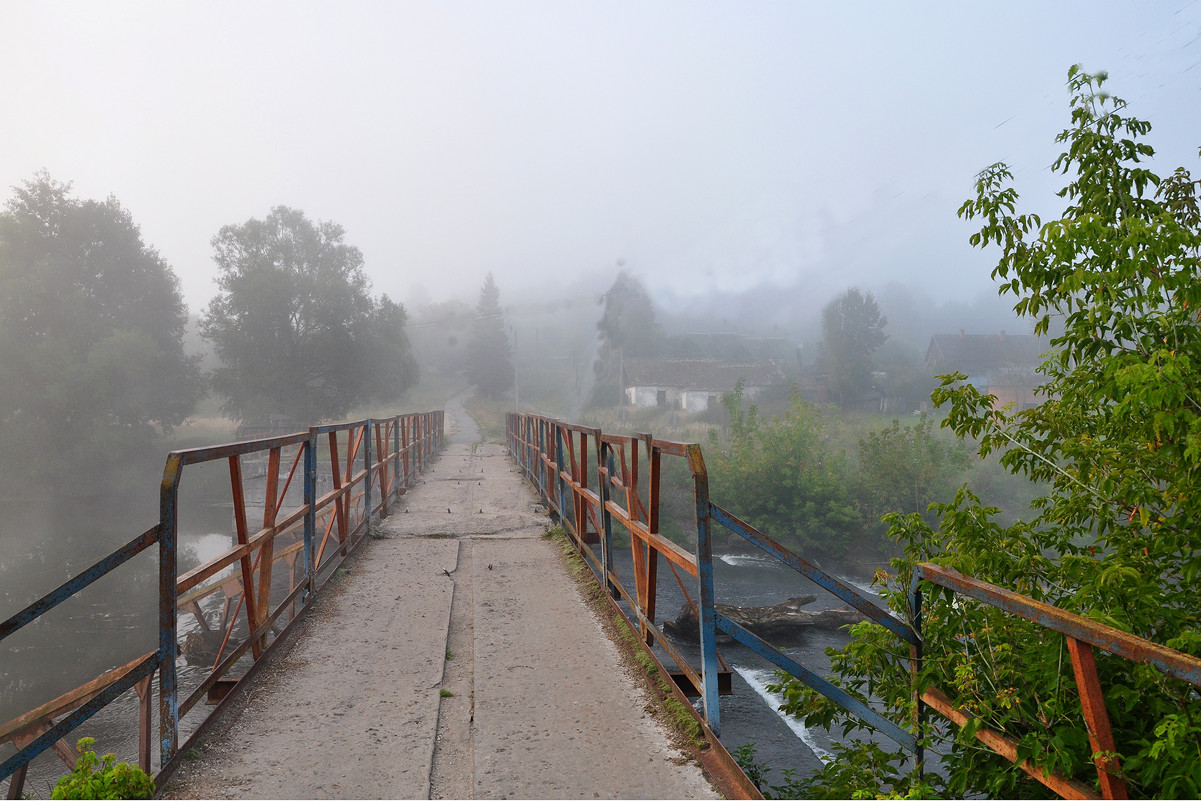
[656,390,667,407]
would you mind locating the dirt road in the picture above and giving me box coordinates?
[161,397,717,799]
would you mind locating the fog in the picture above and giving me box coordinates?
[3,2,1199,317]
[8,6,1201,789]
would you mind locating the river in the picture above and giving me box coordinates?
[599,543,888,791]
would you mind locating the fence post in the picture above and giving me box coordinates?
[690,444,721,736]
[157,455,182,766]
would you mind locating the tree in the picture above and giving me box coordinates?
[201,206,417,424]
[855,416,968,541]
[465,272,513,399]
[707,385,858,560]
[0,172,201,483]
[820,288,888,406]
[592,271,664,405]
[776,68,1201,798]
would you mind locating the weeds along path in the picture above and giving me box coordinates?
[161,405,716,799]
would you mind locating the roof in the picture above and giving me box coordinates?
[623,359,786,391]
[925,332,1045,373]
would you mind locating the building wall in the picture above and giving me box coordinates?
[626,384,766,410]
[680,390,721,413]
[989,384,1041,411]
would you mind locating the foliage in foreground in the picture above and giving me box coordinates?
[735,740,940,800]
[52,738,154,800]
[772,67,1201,798]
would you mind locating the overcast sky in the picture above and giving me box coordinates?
[3,2,1199,315]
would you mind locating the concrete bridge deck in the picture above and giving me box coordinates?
[160,401,718,799]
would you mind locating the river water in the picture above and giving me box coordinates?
[599,543,887,790]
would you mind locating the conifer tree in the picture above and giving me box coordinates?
[465,273,513,399]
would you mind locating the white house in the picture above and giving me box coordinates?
[623,359,786,412]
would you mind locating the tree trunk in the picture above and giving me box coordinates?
[662,595,867,642]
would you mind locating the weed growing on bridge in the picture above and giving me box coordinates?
[663,697,705,749]
[439,689,454,698]
[445,648,454,661]
[51,738,154,800]
[545,526,587,578]
[609,611,707,750]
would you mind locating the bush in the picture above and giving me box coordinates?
[52,738,154,800]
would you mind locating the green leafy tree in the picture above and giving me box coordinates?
[820,288,888,407]
[707,385,858,559]
[856,416,968,541]
[0,172,201,483]
[465,272,513,399]
[201,206,417,423]
[775,68,1201,798]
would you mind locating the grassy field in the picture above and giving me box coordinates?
[463,394,513,443]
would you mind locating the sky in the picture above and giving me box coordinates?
[3,1,1200,316]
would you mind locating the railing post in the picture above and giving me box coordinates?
[520,416,528,477]
[1066,637,1127,799]
[537,420,547,503]
[303,431,316,602]
[555,425,568,524]
[402,417,410,488]
[158,455,182,767]
[364,420,374,528]
[393,415,402,504]
[600,443,618,599]
[909,574,925,782]
[417,415,425,472]
[689,444,721,736]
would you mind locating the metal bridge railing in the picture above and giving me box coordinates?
[0,410,443,798]
[506,411,1201,800]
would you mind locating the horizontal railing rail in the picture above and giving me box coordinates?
[910,562,1201,800]
[1,410,443,798]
